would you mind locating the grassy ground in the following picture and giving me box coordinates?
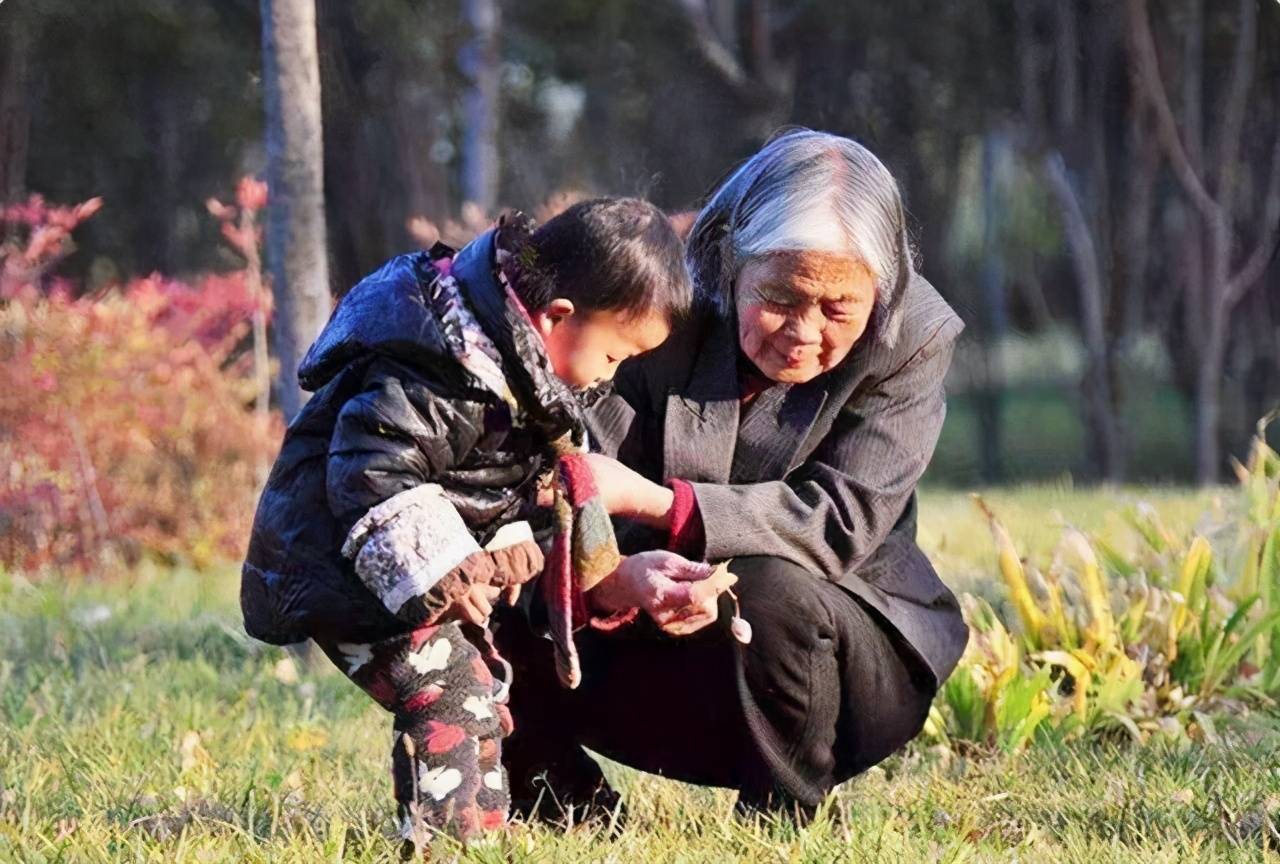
[4,489,1279,862]
[916,485,1223,595]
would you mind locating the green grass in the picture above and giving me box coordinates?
[916,485,1222,595]
[4,490,1280,862]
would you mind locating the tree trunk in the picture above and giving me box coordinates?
[1181,0,1204,174]
[261,0,332,423]
[1240,289,1279,442]
[976,134,1007,484]
[0,10,31,207]
[1118,103,1159,341]
[145,84,181,273]
[1127,0,1280,484]
[1195,303,1228,483]
[1044,151,1124,481]
[459,0,500,212]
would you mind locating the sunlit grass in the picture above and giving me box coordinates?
[918,485,1222,595]
[3,489,1279,862]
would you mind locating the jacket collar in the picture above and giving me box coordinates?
[663,310,879,484]
[449,229,507,339]
[451,229,587,448]
[661,312,817,483]
[662,313,739,483]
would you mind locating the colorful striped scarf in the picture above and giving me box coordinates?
[541,452,623,689]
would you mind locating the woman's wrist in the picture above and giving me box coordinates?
[584,565,642,627]
[664,479,705,557]
[630,481,675,530]
[587,557,639,615]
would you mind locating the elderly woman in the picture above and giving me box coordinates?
[496,129,967,817]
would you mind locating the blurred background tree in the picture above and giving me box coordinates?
[1,0,1278,485]
[261,0,331,422]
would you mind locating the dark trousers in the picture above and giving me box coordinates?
[316,622,512,841]
[494,555,937,809]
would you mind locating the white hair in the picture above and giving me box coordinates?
[686,129,911,346]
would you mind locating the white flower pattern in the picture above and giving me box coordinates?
[418,763,463,801]
[462,694,493,720]
[335,642,373,676]
[407,637,452,675]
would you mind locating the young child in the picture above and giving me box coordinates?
[240,199,692,844]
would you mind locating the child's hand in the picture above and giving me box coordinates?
[484,524,544,605]
[445,583,504,627]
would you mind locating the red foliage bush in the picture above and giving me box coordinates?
[0,188,281,574]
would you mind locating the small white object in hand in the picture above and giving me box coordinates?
[730,616,753,644]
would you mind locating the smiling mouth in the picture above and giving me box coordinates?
[774,345,817,367]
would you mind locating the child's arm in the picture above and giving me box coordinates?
[327,364,542,627]
[327,366,486,529]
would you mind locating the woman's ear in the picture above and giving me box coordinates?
[529,297,575,339]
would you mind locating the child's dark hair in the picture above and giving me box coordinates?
[504,198,692,324]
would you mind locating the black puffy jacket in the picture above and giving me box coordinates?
[240,230,584,645]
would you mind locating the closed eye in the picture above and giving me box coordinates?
[823,301,860,321]
[761,292,799,309]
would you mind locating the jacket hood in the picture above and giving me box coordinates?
[298,228,588,447]
[298,243,472,391]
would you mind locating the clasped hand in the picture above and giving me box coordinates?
[589,550,721,635]
[530,453,725,634]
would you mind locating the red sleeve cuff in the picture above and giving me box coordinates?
[666,479,706,558]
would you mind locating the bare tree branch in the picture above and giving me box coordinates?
[675,0,749,88]
[1181,0,1204,173]
[1051,1,1079,134]
[1043,149,1122,477]
[1210,0,1257,218]
[747,0,774,82]
[459,0,500,211]
[1015,0,1046,136]
[1226,132,1280,303]
[1126,0,1219,220]
[1120,101,1161,337]
[1043,152,1107,367]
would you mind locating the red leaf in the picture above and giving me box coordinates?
[236,177,268,212]
[402,683,444,714]
[423,721,467,754]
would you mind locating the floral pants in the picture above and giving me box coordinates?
[318,621,513,842]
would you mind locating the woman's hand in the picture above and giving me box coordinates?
[580,453,675,528]
[590,550,722,636]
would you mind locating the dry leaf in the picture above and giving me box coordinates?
[272,657,299,685]
[286,727,328,751]
[178,731,207,772]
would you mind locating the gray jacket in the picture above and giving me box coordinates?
[586,271,969,686]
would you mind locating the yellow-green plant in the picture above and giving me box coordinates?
[931,595,1053,752]
[929,418,1280,750]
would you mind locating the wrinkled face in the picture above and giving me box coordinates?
[533,302,671,389]
[735,250,877,384]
